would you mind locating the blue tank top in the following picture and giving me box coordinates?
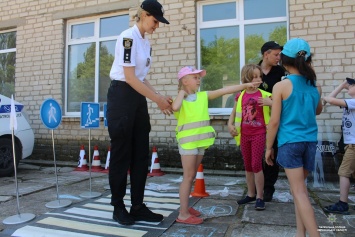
[277,74,319,147]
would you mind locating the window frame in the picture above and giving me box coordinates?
[64,12,128,117]
[197,0,289,115]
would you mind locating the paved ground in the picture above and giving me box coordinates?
[0,160,354,237]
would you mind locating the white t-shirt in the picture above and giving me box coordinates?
[110,24,151,82]
[342,99,355,144]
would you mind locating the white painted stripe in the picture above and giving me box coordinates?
[46,212,166,229]
[12,225,101,237]
[196,172,204,179]
[83,203,175,217]
[120,189,180,197]
[37,217,147,237]
[143,190,180,197]
[64,207,112,219]
[97,196,180,204]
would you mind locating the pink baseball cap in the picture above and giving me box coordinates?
[178,66,206,80]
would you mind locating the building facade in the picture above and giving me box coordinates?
[1,0,354,171]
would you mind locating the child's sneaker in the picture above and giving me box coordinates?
[255,198,265,210]
[237,195,256,205]
[323,201,350,215]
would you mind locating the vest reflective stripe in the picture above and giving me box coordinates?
[175,91,216,149]
[177,120,210,132]
[179,132,215,145]
[234,89,271,146]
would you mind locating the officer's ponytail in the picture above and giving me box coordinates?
[135,7,144,22]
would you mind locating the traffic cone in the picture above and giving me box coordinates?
[191,164,209,197]
[102,146,110,173]
[91,145,104,172]
[74,145,88,171]
[147,146,164,176]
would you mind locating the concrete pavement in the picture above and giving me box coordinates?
[0,160,354,237]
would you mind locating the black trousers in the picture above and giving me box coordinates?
[107,80,151,208]
[263,139,279,192]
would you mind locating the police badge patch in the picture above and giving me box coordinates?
[123,38,133,63]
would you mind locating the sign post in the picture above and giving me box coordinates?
[3,95,36,225]
[40,98,72,208]
[79,102,101,198]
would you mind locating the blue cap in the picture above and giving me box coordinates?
[281,38,310,61]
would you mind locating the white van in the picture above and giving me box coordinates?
[0,94,34,177]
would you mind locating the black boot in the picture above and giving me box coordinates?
[113,206,135,225]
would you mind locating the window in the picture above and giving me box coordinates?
[0,30,16,97]
[65,13,129,115]
[197,0,287,114]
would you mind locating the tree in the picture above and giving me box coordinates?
[201,37,240,108]
[268,25,287,46]
[199,25,287,108]
[0,32,16,97]
[68,43,114,111]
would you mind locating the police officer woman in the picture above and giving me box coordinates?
[107,0,172,225]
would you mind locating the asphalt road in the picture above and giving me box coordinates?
[0,161,354,237]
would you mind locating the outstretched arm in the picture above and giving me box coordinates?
[322,80,348,107]
[207,82,261,100]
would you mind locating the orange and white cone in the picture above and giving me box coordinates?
[74,145,88,171]
[91,145,103,172]
[191,164,209,197]
[102,146,110,173]
[147,146,164,176]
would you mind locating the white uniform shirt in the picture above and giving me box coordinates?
[342,99,355,144]
[110,24,151,82]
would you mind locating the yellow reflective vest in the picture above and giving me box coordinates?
[234,89,271,145]
[174,91,216,149]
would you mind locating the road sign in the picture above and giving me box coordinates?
[40,98,62,129]
[103,103,107,127]
[81,102,100,128]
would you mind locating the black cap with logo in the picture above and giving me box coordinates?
[141,0,170,24]
[261,41,283,54]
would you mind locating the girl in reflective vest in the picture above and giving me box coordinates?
[172,66,260,225]
[228,64,271,211]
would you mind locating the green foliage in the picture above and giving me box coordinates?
[201,37,240,108]
[200,26,287,108]
[0,32,16,97]
[269,26,287,46]
[245,35,264,64]
[68,43,114,110]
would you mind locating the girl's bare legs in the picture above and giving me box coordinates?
[294,169,309,237]
[178,154,201,220]
[254,171,264,199]
[285,168,320,237]
[246,171,256,197]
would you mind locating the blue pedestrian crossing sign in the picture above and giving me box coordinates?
[81,102,100,128]
[103,103,107,127]
[40,98,62,130]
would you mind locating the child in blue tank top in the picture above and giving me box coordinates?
[265,38,322,237]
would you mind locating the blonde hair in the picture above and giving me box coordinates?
[134,7,143,22]
[134,7,152,22]
[241,64,262,83]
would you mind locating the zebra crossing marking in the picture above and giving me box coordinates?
[10,190,181,237]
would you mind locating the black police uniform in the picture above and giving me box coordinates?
[258,60,285,200]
